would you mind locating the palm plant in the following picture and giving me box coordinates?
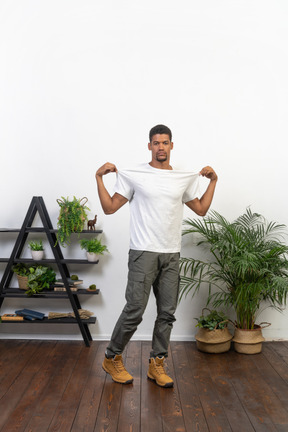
[179,208,288,329]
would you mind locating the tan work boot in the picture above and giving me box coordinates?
[102,354,133,384]
[147,356,174,388]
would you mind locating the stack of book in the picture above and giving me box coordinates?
[15,309,45,320]
[1,314,24,321]
[1,309,45,321]
[53,278,83,292]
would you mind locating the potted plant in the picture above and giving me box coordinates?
[56,196,90,247]
[194,308,232,353]
[179,208,288,354]
[79,237,108,262]
[12,263,30,289]
[28,240,44,260]
[13,264,56,296]
[195,308,232,354]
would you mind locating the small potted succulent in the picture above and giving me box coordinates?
[28,240,44,260]
[79,237,108,262]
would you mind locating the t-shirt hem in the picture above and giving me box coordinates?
[130,246,181,253]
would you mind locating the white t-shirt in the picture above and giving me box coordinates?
[114,163,200,253]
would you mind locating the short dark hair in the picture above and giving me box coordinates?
[149,124,172,142]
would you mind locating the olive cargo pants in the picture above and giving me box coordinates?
[106,249,180,358]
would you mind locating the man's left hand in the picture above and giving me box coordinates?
[199,166,218,182]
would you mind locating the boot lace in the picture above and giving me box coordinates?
[114,358,126,372]
[155,361,166,376]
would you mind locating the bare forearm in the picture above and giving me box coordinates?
[95,162,128,214]
[186,166,218,216]
[198,178,217,215]
[96,175,115,214]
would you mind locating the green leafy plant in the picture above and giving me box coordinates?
[56,196,90,247]
[79,238,108,254]
[26,266,56,296]
[179,208,288,330]
[195,309,228,330]
[89,284,97,290]
[28,240,44,251]
[13,264,56,296]
[12,263,30,277]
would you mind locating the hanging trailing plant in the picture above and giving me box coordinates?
[56,196,90,247]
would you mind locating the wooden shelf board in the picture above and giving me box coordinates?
[0,228,103,233]
[0,229,21,232]
[12,258,99,264]
[1,288,100,298]
[0,317,96,324]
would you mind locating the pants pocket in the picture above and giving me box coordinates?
[128,249,145,263]
[126,270,146,304]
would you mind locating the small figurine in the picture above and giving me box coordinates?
[88,215,97,230]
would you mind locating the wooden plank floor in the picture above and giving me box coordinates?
[0,340,288,431]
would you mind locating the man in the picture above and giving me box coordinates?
[95,124,217,387]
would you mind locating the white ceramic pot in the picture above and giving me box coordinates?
[31,250,44,260]
[86,252,99,262]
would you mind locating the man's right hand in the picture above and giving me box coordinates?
[96,162,117,178]
[95,162,128,214]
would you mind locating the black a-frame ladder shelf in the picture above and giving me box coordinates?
[0,196,103,346]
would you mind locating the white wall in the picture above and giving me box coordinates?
[0,0,288,342]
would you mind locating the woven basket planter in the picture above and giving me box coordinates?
[233,324,269,354]
[17,275,29,290]
[196,327,233,353]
